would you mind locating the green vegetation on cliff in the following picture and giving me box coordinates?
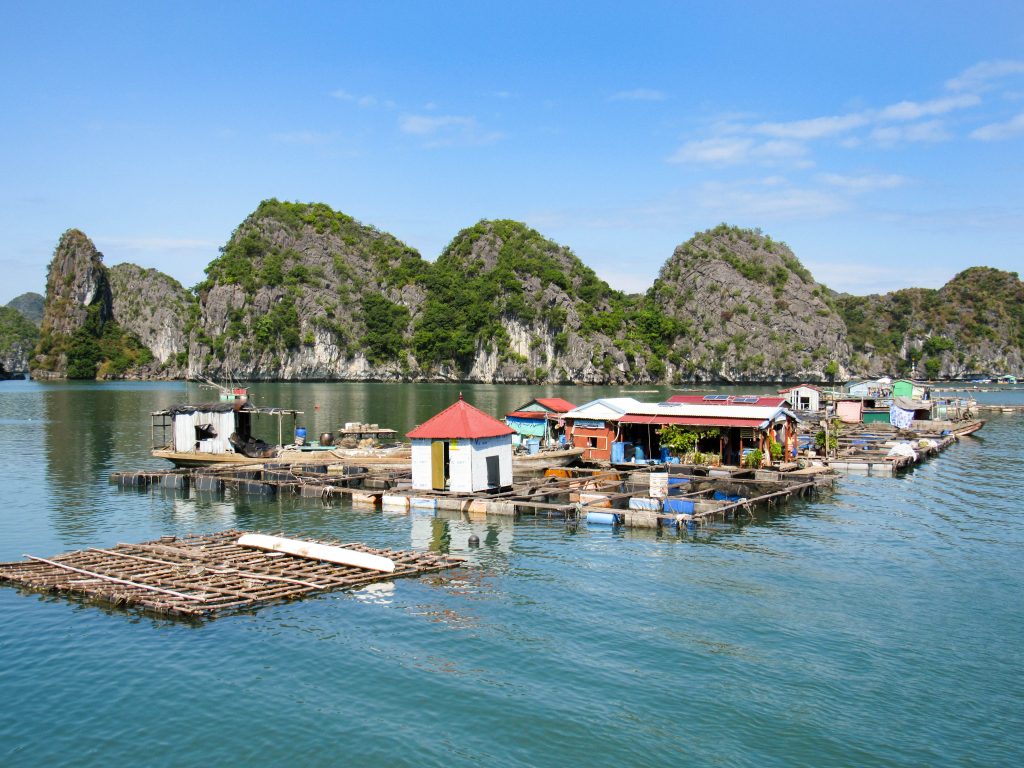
[0,306,39,373]
[34,203,1023,383]
[412,219,623,369]
[836,266,1024,376]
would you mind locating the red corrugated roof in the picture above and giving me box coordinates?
[619,414,765,428]
[535,397,576,412]
[667,395,787,407]
[407,398,515,439]
[505,411,548,420]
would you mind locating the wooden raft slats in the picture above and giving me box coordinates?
[0,529,463,619]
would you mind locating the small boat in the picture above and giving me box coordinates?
[951,419,985,437]
[512,446,585,471]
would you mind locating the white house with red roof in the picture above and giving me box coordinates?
[407,396,514,492]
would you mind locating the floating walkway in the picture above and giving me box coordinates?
[0,530,463,619]
[113,460,833,533]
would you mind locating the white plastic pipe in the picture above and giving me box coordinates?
[237,533,395,573]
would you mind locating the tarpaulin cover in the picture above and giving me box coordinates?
[889,405,915,430]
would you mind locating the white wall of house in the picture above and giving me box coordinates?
[464,435,513,492]
[790,387,821,411]
[410,439,433,490]
[409,435,513,492]
[173,411,236,453]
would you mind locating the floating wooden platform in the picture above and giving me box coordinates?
[0,530,463,619]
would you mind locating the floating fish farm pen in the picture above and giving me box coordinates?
[0,530,463,620]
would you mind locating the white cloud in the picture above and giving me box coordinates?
[876,93,980,121]
[970,112,1024,141]
[667,137,754,164]
[819,173,910,191]
[946,59,1024,93]
[698,180,848,219]
[399,114,504,147]
[870,120,950,146]
[753,113,869,140]
[331,89,394,108]
[610,88,667,102]
[667,137,808,166]
[752,140,809,161]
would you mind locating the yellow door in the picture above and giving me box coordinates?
[431,440,445,490]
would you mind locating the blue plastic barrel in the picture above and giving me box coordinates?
[295,426,307,445]
[527,439,541,455]
[660,447,671,463]
[634,445,645,461]
[586,511,620,525]
[606,442,622,466]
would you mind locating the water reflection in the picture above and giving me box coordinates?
[411,511,516,569]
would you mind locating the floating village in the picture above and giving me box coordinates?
[3,375,1020,620]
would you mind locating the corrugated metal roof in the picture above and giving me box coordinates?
[619,414,765,428]
[407,398,514,439]
[667,395,789,407]
[562,398,641,421]
[534,397,576,412]
[626,402,785,420]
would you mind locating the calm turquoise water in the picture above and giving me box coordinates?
[1,381,1022,767]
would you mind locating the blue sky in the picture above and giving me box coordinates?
[2,1,1022,304]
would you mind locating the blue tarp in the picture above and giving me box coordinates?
[889,404,915,430]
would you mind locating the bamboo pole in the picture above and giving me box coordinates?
[124,543,328,589]
[24,555,207,602]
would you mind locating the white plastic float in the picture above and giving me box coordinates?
[236,533,395,573]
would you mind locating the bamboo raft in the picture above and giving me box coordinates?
[0,530,463,619]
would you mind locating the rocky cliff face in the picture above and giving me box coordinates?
[837,267,1024,378]
[31,229,114,378]
[649,225,850,382]
[0,306,38,376]
[109,263,193,371]
[31,205,1021,384]
[190,199,428,380]
[30,231,174,380]
[414,219,644,383]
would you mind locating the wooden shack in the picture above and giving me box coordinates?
[561,398,641,462]
[407,396,514,492]
[504,397,576,447]
[777,384,821,412]
[619,395,800,466]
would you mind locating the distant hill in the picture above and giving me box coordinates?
[24,201,1023,382]
[648,224,849,382]
[31,230,170,379]
[0,305,38,376]
[836,266,1024,378]
[190,199,428,380]
[6,292,44,326]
